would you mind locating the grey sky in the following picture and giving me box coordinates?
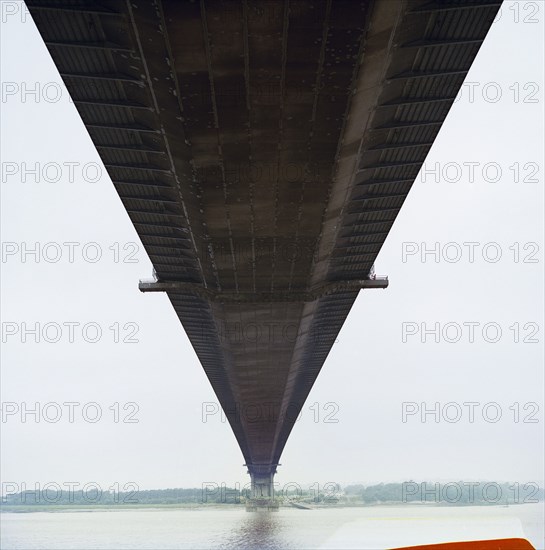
[0,1,543,492]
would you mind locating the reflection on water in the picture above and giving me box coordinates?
[1,504,543,550]
[223,511,284,549]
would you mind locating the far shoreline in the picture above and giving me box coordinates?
[2,501,541,514]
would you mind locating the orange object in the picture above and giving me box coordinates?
[391,538,535,550]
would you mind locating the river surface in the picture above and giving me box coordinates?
[1,504,543,549]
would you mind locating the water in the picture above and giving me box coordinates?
[1,504,543,550]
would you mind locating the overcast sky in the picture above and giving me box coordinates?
[1,1,543,493]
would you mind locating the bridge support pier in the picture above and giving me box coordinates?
[250,472,274,499]
[245,465,279,511]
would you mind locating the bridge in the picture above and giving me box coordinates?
[26,0,501,502]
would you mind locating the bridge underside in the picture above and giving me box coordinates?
[26,0,501,480]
